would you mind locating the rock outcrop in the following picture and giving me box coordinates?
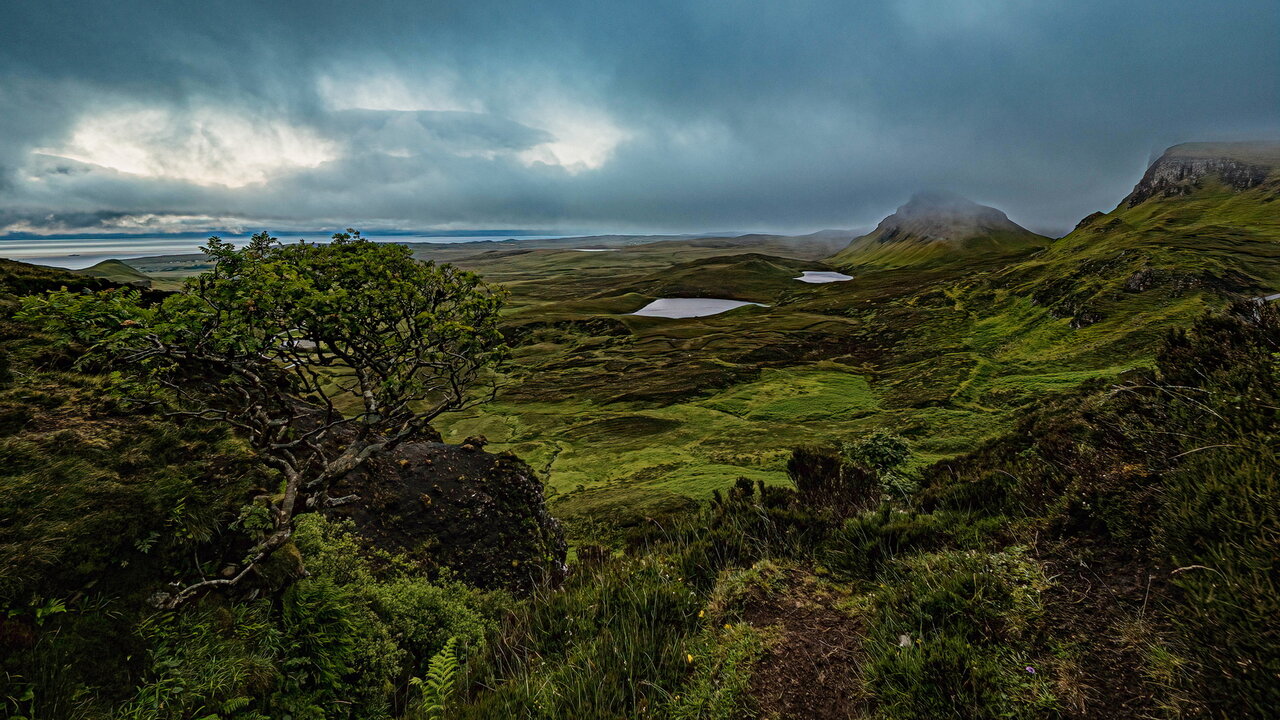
[1125,142,1277,207]
[327,439,566,593]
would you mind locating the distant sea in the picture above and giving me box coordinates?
[0,233,572,270]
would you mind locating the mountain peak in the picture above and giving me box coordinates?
[898,190,985,213]
[875,191,1024,243]
[829,192,1046,268]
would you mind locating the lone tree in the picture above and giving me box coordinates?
[20,231,508,607]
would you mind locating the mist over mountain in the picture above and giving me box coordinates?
[830,191,1048,267]
[871,192,1030,242]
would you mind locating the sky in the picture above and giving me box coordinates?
[1,0,1276,239]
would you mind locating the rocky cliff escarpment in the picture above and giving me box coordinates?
[1125,142,1276,206]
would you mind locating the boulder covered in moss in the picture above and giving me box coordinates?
[327,441,566,593]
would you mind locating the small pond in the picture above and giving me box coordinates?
[795,271,853,283]
[630,298,768,318]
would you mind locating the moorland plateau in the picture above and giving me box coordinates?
[4,141,1279,718]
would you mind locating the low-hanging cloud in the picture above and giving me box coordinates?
[1,0,1276,237]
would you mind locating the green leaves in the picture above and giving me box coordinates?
[172,231,509,427]
[16,286,153,368]
[412,636,461,720]
[21,230,509,462]
[16,231,511,612]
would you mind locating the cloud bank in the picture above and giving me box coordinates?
[1,0,1276,237]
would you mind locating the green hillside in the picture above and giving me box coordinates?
[830,191,1050,269]
[73,259,155,287]
[971,142,1280,362]
[4,142,1278,719]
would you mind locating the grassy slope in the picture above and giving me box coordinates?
[831,227,1049,269]
[435,155,1279,522]
[73,259,154,286]
[105,159,1280,523]
[435,248,1112,521]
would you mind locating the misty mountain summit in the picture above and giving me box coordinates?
[877,191,1029,243]
[830,190,1048,268]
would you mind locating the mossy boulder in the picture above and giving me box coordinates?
[327,441,566,593]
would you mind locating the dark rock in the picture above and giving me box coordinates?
[327,441,566,593]
[1071,310,1103,328]
[1123,267,1157,293]
[1126,153,1271,207]
[1091,217,1128,235]
[1074,211,1107,231]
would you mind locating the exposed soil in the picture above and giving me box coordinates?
[743,576,867,720]
[1037,538,1167,719]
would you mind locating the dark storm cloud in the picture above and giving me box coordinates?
[1,0,1276,236]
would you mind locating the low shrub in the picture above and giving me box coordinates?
[863,548,1057,719]
[112,516,502,719]
[824,506,999,582]
[787,446,880,515]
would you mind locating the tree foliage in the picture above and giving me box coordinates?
[18,231,509,606]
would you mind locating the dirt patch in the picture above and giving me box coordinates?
[1037,539,1166,719]
[743,576,867,720]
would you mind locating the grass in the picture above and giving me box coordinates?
[665,623,766,719]
[8,155,1280,717]
[78,166,1280,532]
[696,366,878,422]
[862,548,1058,719]
[439,362,970,512]
[432,242,1193,519]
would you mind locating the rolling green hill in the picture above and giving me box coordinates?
[430,142,1280,522]
[4,141,1278,719]
[964,141,1280,365]
[829,191,1050,269]
[73,259,154,287]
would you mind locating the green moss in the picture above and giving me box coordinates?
[664,623,766,720]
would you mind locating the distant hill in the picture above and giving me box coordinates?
[73,259,153,288]
[0,258,117,297]
[606,252,817,303]
[829,191,1049,268]
[1007,141,1280,330]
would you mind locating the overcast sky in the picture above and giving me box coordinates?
[1,0,1276,238]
